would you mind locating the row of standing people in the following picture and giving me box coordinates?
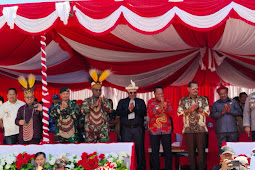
[0,72,254,170]
[0,79,207,170]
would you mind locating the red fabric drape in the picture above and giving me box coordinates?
[16,2,56,19]
[55,26,151,52]
[0,28,52,65]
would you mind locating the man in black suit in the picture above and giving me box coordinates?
[117,80,147,170]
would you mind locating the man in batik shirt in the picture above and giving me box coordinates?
[50,87,82,143]
[177,81,210,170]
[81,69,111,142]
[147,85,172,170]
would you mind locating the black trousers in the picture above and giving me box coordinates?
[121,126,146,170]
[252,131,255,141]
[150,134,172,170]
[4,134,19,144]
[184,133,207,170]
[216,132,239,149]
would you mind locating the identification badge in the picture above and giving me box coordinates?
[128,112,135,120]
[250,102,255,109]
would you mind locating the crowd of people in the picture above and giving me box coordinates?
[0,70,254,170]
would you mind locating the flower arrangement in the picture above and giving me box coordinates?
[0,152,130,170]
[0,152,35,170]
[15,153,35,170]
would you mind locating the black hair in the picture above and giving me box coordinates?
[239,92,247,98]
[188,81,198,87]
[108,99,113,102]
[7,88,17,95]
[153,86,164,93]
[0,96,4,103]
[233,96,240,102]
[35,152,46,159]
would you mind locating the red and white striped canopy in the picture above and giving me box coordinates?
[1,0,255,92]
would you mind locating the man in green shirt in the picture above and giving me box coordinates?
[81,69,111,142]
[50,87,83,143]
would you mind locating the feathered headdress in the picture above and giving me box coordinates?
[125,80,139,92]
[89,69,111,88]
[18,74,36,96]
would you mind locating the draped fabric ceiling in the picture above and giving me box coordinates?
[0,0,255,93]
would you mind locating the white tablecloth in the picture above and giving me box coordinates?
[0,142,135,169]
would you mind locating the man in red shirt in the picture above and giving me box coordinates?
[147,86,173,170]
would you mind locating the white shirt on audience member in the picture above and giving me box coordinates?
[0,100,25,136]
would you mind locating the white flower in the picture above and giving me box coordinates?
[49,157,56,165]
[0,165,3,170]
[105,153,110,158]
[112,162,117,168]
[107,158,113,162]
[67,156,74,162]
[66,163,75,169]
[13,152,19,156]
[6,159,13,165]
[118,156,124,162]
[74,155,82,162]
[5,164,10,169]
[110,152,118,159]
[1,161,5,166]
[118,152,128,158]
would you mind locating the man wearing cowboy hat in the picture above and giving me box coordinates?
[116,80,147,170]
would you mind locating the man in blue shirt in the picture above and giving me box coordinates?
[211,85,242,150]
[48,94,60,133]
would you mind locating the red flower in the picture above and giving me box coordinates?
[83,163,90,170]
[92,152,97,155]
[99,153,105,160]
[21,158,27,164]
[88,159,94,166]
[23,153,28,158]
[77,160,83,166]
[87,153,93,157]
[15,161,22,169]
[24,157,30,164]
[81,152,88,159]
[92,163,99,169]
[31,154,35,159]
[16,153,23,160]
[82,157,88,163]
[92,156,99,163]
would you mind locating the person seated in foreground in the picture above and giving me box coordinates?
[34,152,53,170]
[54,156,69,170]
[234,155,250,169]
[212,145,247,170]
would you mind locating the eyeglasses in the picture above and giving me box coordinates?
[94,89,101,92]
[191,88,199,90]
[25,96,34,99]
[129,92,136,94]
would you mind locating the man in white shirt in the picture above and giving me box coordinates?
[0,88,25,144]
